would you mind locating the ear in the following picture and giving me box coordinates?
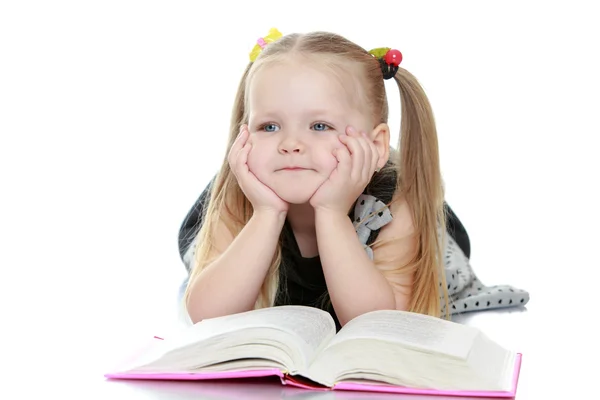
[369,123,390,169]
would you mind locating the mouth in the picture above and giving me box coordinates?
[277,167,312,172]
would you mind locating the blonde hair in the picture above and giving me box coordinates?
[184,31,449,318]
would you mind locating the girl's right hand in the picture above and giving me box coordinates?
[228,125,289,214]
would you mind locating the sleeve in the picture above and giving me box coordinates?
[444,202,471,259]
[177,175,216,273]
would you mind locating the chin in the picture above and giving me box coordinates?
[274,188,316,205]
[260,172,325,205]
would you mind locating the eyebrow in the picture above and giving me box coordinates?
[252,108,344,120]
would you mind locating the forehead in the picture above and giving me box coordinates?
[246,59,364,118]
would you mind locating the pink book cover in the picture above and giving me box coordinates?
[104,337,522,398]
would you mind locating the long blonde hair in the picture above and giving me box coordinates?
[184,31,449,318]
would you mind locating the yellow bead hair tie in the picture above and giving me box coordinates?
[249,28,283,62]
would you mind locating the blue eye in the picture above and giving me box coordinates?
[263,123,279,132]
[312,123,331,132]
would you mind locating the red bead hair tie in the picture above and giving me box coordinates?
[368,47,403,80]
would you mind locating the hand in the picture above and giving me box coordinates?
[309,126,380,215]
[228,125,289,214]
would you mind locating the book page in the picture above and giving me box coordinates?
[324,310,478,359]
[305,310,515,390]
[154,306,336,367]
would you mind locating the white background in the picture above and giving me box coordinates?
[1,1,598,399]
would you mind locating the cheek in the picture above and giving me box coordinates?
[321,153,337,172]
[318,136,344,171]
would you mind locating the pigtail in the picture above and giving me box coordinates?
[393,68,449,318]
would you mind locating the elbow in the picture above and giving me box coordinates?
[183,277,202,324]
[187,310,203,325]
[186,299,221,325]
[185,294,204,325]
[184,282,215,324]
[183,275,219,324]
[185,291,255,324]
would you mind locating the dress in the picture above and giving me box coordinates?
[178,172,530,329]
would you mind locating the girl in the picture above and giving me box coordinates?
[178,29,529,329]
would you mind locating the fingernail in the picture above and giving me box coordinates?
[347,126,356,135]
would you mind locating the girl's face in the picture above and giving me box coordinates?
[245,60,373,205]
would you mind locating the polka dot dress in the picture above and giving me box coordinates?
[353,194,530,316]
[440,232,530,316]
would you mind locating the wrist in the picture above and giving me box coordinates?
[252,208,288,223]
[314,207,350,223]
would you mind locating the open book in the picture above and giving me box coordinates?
[105,306,522,398]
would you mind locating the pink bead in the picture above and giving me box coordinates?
[384,49,403,66]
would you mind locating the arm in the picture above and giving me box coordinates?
[315,208,396,327]
[315,194,417,327]
[185,209,287,323]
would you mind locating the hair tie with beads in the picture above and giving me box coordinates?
[368,47,403,80]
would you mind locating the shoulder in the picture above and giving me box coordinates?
[371,191,417,310]
[373,192,417,265]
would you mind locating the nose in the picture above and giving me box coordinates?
[278,136,305,154]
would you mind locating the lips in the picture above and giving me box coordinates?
[277,166,311,171]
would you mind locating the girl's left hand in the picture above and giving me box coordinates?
[310,125,380,215]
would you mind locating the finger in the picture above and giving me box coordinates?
[228,126,248,164]
[233,143,252,191]
[348,126,371,177]
[236,127,251,154]
[235,125,248,145]
[233,134,251,168]
[346,125,359,137]
[240,138,251,155]
[334,145,352,178]
[340,134,364,181]
[356,132,373,182]
[238,142,252,173]
[354,136,367,181]
[361,131,379,177]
